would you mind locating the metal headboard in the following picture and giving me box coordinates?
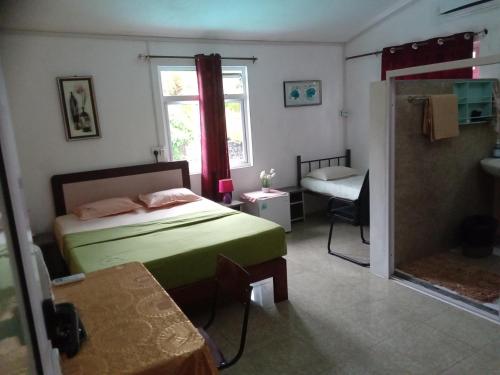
[296,149,351,186]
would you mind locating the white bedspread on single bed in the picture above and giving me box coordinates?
[300,175,364,201]
[54,198,231,252]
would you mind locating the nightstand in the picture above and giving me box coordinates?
[278,186,305,222]
[241,192,291,232]
[33,232,68,279]
[219,199,244,211]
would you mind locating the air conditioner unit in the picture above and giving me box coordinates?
[439,0,500,15]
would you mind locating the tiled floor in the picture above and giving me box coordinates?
[326,217,370,264]
[191,215,500,374]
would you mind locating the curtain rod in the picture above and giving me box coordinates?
[138,54,257,63]
[345,29,488,61]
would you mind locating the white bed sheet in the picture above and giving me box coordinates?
[300,175,364,201]
[54,198,230,252]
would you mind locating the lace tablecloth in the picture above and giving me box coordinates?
[55,262,218,375]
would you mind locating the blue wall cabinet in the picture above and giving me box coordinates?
[453,80,495,125]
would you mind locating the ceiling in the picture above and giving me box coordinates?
[0,0,415,43]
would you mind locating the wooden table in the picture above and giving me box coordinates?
[54,262,218,375]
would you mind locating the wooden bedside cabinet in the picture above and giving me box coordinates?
[278,186,305,222]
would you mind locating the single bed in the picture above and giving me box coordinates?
[300,175,364,201]
[296,149,362,199]
[51,161,288,307]
[296,150,370,266]
[296,149,368,203]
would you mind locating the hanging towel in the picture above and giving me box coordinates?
[423,94,459,142]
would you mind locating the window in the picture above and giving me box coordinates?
[159,66,252,173]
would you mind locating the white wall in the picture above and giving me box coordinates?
[345,0,500,171]
[0,33,344,233]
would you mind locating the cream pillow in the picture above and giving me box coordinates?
[306,166,358,181]
[139,188,201,209]
[73,197,142,220]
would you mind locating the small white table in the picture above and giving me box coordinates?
[241,191,292,232]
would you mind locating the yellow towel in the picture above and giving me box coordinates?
[423,94,459,142]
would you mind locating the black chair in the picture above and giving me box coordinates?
[327,171,370,266]
[198,254,253,370]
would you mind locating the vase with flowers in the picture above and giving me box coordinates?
[260,169,276,193]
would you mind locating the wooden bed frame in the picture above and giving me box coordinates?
[51,161,288,309]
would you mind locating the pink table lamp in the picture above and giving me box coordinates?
[219,179,234,204]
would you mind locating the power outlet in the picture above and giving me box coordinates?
[151,146,168,156]
[151,146,168,162]
[339,110,350,118]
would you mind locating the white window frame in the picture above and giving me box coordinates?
[158,65,253,174]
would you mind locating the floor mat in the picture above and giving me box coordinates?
[398,252,500,303]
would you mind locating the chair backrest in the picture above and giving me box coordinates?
[215,255,252,305]
[358,171,370,226]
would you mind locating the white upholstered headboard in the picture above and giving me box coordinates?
[51,161,190,216]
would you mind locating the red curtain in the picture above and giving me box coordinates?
[195,54,230,200]
[381,32,474,80]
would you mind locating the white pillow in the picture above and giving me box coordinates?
[139,188,201,209]
[73,197,142,220]
[306,166,358,181]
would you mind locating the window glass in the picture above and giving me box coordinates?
[160,66,251,173]
[161,70,198,96]
[167,101,201,173]
[225,100,246,166]
[222,72,244,95]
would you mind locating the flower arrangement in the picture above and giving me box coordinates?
[260,168,276,192]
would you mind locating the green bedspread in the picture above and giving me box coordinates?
[63,209,286,289]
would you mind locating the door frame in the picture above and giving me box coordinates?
[373,54,500,278]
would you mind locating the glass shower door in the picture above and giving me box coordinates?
[0,58,61,374]
[0,171,33,374]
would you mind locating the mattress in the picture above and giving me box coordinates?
[54,198,225,250]
[55,199,287,290]
[300,175,364,201]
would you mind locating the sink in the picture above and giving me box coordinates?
[480,158,500,177]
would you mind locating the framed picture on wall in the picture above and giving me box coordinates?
[57,76,101,141]
[283,80,322,107]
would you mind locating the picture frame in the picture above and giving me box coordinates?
[57,76,101,141]
[283,80,322,107]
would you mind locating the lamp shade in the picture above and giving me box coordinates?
[218,179,234,193]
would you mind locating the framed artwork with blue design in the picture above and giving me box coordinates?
[283,80,322,107]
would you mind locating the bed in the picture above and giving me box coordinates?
[300,175,364,201]
[296,150,370,266]
[51,161,288,307]
[296,149,365,199]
